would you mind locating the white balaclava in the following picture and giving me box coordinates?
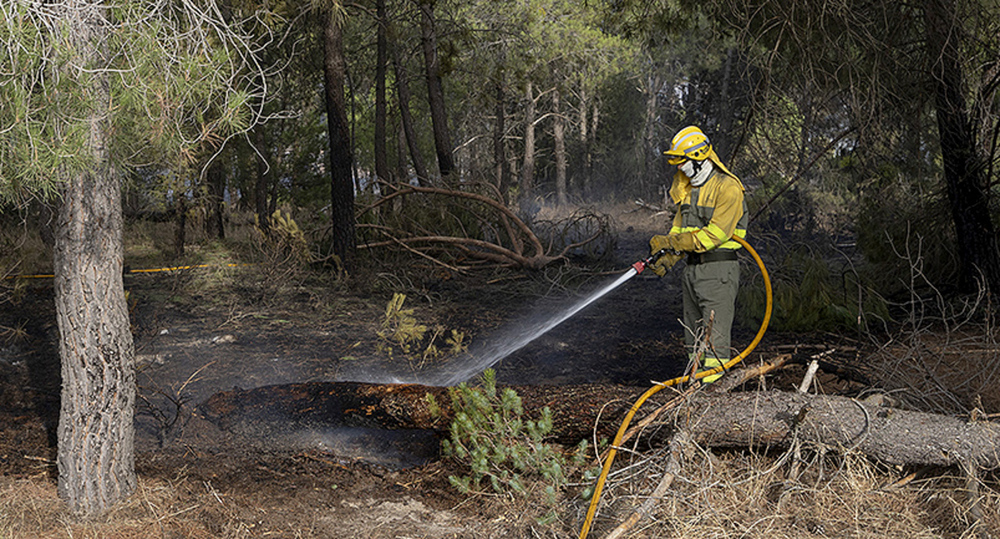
[680,159,714,187]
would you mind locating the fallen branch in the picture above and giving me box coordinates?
[603,431,689,539]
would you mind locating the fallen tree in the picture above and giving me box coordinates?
[194,378,1000,469]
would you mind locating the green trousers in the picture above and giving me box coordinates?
[681,259,739,382]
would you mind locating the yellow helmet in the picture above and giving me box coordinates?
[663,126,712,165]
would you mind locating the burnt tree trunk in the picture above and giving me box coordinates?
[52,0,137,515]
[197,382,645,445]
[197,382,1000,469]
[322,8,356,267]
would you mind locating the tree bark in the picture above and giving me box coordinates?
[418,0,455,179]
[519,81,536,201]
[197,382,1000,469]
[925,0,1000,293]
[322,8,357,267]
[52,0,137,515]
[553,87,568,205]
[173,187,187,258]
[641,72,660,191]
[494,61,511,202]
[682,390,1000,468]
[579,85,593,199]
[389,25,429,184]
[206,158,226,240]
[254,126,271,232]
[374,0,390,184]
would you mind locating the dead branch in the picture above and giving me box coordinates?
[603,431,689,539]
[357,183,577,269]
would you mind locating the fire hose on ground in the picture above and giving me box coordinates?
[578,235,773,539]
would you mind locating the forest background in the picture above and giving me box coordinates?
[1,0,999,536]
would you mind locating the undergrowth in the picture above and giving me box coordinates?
[376,292,467,366]
[428,369,588,522]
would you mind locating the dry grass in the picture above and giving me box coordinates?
[0,473,254,539]
[584,440,999,538]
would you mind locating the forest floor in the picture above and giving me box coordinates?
[1,203,996,538]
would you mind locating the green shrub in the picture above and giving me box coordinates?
[376,293,467,365]
[738,248,890,333]
[429,369,588,508]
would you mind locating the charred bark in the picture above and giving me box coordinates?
[196,382,645,445]
[197,382,1000,469]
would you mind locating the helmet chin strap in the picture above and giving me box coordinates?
[680,159,714,186]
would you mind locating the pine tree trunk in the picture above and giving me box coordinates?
[374,0,390,184]
[254,127,270,232]
[390,27,429,184]
[418,0,455,179]
[925,0,1000,292]
[579,85,592,199]
[554,87,568,205]
[52,0,136,515]
[641,73,660,190]
[494,62,511,202]
[520,82,536,201]
[322,9,356,266]
[173,188,187,258]
[206,159,226,240]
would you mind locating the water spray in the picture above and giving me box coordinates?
[403,248,679,387]
[414,248,676,387]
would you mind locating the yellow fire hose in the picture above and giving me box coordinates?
[578,235,772,539]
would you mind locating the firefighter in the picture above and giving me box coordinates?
[649,126,748,383]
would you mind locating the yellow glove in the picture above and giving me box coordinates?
[649,235,671,253]
[650,251,684,276]
[648,235,683,276]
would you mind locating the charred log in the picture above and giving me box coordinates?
[195,381,1000,468]
[195,382,647,445]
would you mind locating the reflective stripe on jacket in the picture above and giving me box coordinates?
[669,170,748,252]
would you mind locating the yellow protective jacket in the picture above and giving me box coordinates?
[668,168,748,253]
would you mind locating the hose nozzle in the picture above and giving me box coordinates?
[632,248,668,274]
